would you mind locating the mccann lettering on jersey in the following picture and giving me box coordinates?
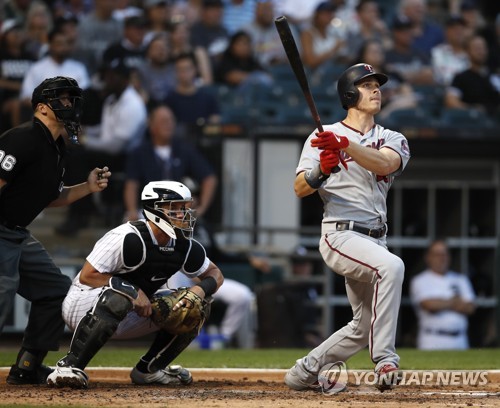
[158,245,174,252]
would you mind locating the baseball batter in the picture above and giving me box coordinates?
[285,63,411,392]
[46,181,223,388]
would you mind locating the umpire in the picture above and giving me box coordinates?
[0,76,111,385]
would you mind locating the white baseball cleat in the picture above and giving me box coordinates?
[130,365,193,385]
[46,366,89,389]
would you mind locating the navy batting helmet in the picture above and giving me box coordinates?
[31,76,83,143]
[337,64,388,110]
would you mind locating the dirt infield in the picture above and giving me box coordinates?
[1,368,499,408]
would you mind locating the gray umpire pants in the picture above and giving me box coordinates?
[0,224,71,351]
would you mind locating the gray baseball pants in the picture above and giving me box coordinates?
[293,229,404,382]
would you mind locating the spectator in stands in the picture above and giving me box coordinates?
[2,0,43,25]
[20,27,91,106]
[56,58,147,236]
[143,0,171,45]
[168,18,213,85]
[300,1,347,71]
[345,0,392,57]
[431,15,469,86]
[410,240,476,350]
[190,0,230,65]
[171,0,204,26]
[459,0,486,39]
[278,0,324,30]
[355,39,418,121]
[242,0,292,69]
[385,16,435,85]
[112,0,144,21]
[222,0,256,35]
[479,12,500,75]
[0,19,36,132]
[137,33,176,106]
[164,53,221,134]
[123,104,217,222]
[102,15,148,73]
[24,2,53,59]
[51,0,92,20]
[75,0,123,76]
[214,30,273,92]
[445,34,500,115]
[53,14,80,58]
[399,0,444,58]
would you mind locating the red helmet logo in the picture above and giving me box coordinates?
[364,64,374,72]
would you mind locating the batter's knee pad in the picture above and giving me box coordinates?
[60,288,133,369]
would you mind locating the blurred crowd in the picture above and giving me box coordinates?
[1,0,499,134]
[1,0,499,235]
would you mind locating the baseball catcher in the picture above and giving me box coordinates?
[46,181,223,388]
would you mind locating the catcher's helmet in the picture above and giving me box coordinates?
[31,76,83,144]
[337,63,388,110]
[141,181,196,239]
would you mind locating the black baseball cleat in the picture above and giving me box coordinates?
[6,364,54,385]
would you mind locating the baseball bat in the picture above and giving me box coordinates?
[274,16,340,173]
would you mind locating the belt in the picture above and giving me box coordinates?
[335,221,387,238]
[424,329,463,337]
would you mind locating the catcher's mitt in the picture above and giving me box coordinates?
[150,288,207,334]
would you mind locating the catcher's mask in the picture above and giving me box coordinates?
[141,181,196,239]
[31,76,83,144]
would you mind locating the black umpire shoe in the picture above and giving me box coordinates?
[6,364,54,385]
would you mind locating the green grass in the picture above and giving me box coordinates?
[1,348,499,370]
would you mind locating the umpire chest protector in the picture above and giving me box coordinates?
[122,221,193,297]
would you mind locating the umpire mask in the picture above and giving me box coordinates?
[32,76,83,144]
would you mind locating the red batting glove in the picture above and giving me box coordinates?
[311,131,349,151]
[320,149,340,175]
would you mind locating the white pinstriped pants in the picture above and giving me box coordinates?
[62,283,163,340]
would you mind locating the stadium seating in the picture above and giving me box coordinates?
[439,108,497,129]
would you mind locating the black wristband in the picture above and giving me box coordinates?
[304,165,329,189]
[196,276,218,297]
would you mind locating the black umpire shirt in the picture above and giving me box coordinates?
[0,118,66,228]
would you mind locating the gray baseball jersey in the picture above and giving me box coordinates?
[297,122,411,229]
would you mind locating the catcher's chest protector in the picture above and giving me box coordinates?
[124,221,191,297]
